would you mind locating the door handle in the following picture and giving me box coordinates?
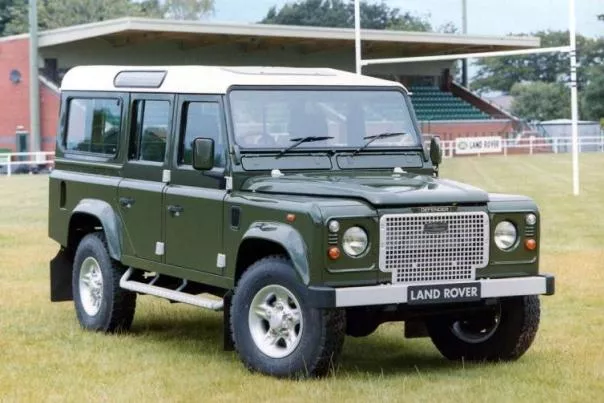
[167,204,184,217]
[119,197,135,208]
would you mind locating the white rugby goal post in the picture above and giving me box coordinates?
[354,0,581,196]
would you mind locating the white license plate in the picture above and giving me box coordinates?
[407,282,481,305]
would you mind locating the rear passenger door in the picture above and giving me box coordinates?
[117,94,174,263]
[163,95,227,274]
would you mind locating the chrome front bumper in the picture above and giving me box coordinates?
[333,275,555,308]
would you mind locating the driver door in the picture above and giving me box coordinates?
[163,95,228,275]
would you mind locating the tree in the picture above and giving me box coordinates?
[163,0,214,20]
[39,0,147,28]
[1,0,28,36]
[0,0,18,36]
[471,30,603,122]
[4,0,143,34]
[510,82,570,121]
[1,0,215,36]
[436,21,458,34]
[473,31,604,94]
[261,0,432,32]
[138,0,166,18]
[581,65,604,121]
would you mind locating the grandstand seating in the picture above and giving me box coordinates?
[409,85,491,121]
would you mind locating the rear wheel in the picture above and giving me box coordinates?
[426,296,540,361]
[230,256,345,378]
[73,232,136,333]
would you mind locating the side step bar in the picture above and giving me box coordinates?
[119,268,224,311]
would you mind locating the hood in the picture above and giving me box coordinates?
[242,173,489,206]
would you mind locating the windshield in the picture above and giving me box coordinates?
[229,89,421,151]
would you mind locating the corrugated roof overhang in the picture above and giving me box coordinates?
[34,17,540,58]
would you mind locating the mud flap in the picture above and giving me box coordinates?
[404,320,429,339]
[50,248,73,302]
[223,290,234,351]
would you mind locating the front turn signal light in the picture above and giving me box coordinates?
[525,239,537,251]
[328,246,341,260]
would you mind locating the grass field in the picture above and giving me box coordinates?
[1,154,603,402]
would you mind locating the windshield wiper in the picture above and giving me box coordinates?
[276,136,334,158]
[352,132,408,156]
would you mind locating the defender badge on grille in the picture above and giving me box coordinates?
[423,221,449,233]
[413,206,457,213]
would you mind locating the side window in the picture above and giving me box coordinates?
[65,98,121,155]
[179,102,224,168]
[129,100,170,163]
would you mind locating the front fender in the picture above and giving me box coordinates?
[71,199,122,260]
[242,222,310,284]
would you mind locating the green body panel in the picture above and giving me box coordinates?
[240,221,311,284]
[481,196,540,278]
[319,202,380,287]
[117,176,165,262]
[164,184,226,274]
[72,199,123,260]
[48,87,543,295]
[49,167,122,256]
[241,173,489,206]
[223,192,324,286]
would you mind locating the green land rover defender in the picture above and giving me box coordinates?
[49,66,554,378]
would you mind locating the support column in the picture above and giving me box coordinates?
[29,0,40,153]
[354,0,361,75]
[461,0,469,87]
[569,0,580,195]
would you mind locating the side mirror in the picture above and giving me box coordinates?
[430,136,442,166]
[192,138,214,171]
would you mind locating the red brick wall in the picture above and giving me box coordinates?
[419,120,516,142]
[0,37,59,152]
[40,83,60,151]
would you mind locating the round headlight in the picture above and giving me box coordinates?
[342,227,368,257]
[525,213,537,226]
[494,221,517,250]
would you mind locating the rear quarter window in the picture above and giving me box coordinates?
[64,98,122,156]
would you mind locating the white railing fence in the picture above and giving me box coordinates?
[0,151,55,177]
[441,136,604,159]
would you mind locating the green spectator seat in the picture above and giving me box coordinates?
[409,85,491,121]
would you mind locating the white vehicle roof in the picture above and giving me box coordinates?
[60,65,407,94]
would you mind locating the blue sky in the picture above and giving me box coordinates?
[212,0,603,37]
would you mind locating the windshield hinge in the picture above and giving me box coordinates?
[271,169,285,178]
[231,144,242,165]
[225,176,233,191]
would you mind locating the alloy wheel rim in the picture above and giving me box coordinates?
[79,256,104,316]
[248,284,303,359]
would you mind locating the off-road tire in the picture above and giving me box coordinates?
[230,255,346,378]
[426,295,540,362]
[73,232,136,332]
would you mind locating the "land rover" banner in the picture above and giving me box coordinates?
[455,136,502,155]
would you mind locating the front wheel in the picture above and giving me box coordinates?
[230,256,345,378]
[426,295,540,362]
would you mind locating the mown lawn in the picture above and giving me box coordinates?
[1,154,603,402]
